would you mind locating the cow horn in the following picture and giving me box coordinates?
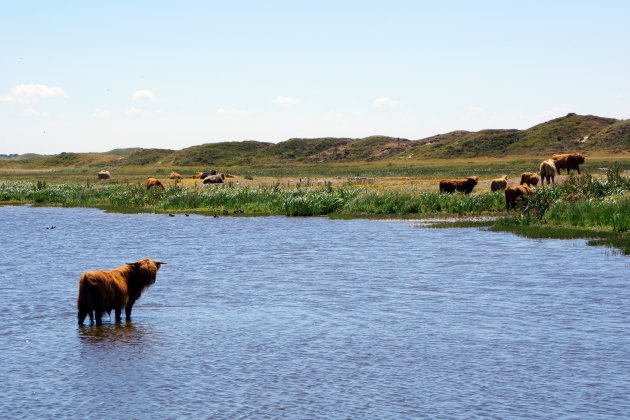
[156,261,166,265]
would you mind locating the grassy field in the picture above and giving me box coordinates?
[2,155,629,254]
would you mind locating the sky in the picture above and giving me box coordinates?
[1,0,629,155]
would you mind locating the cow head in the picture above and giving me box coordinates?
[573,153,585,164]
[126,258,165,286]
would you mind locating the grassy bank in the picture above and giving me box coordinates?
[0,180,505,216]
[2,167,629,254]
[489,168,630,254]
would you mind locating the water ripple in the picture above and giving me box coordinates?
[0,207,629,418]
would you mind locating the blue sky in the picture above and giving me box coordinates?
[1,1,629,154]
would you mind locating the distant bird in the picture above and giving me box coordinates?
[46,225,56,229]
[168,213,175,217]
[184,214,189,217]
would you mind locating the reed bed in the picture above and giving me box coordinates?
[0,180,503,217]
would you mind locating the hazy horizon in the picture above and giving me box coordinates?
[2,1,629,155]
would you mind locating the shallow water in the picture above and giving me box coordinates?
[1,206,629,418]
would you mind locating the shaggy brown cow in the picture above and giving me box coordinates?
[539,159,556,185]
[193,171,205,179]
[169,171,184,179]
[490,175,508,192]
[203,174,225,184]
[98,170,111,180]
[439,176,479,193]
[552,152,585,174]
[146,178,165,190]
[520,172,539,187]
[505,185,532,211]
[77,258,164,325]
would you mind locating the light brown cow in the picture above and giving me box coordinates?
[490,175,508,192]
[439,176,479,193]
[539,159,556,185]
[552,153,585,174]
[193,172,205,179]
[505,185,532,211]
[169,171,184,179]
[520,172,539,187]
[77,258,165,325]
[146,178,165,190]
[98,170,111,180]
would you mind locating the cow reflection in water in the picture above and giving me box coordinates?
[78,322,149,346]
[77,258,164,325]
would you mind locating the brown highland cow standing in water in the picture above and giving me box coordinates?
[77,258,164,325]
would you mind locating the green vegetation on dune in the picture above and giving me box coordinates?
[172,141,272,166]
[1,113,627,169]
[123,148,175,165]
[515,113,617,153]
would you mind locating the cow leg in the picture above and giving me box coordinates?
[95,311,103,326]
[115,307,122,322]
[125,302,135,322]
[78,310,88,326]
[577,167,580,174]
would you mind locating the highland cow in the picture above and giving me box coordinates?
[146,178,165,190]
[552,153,585,174]
[203,174,225,184]
[490,175,508,192]
[439,176,479,193]
[169,171,184,179]
[77,258,164,325]
[505,185,532,211]
[98,170,111,180]
[520,172,539,187]
[539,159,556,185]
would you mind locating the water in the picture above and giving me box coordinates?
[1,206,629,419]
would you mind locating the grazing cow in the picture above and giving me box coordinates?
[539,159,556,185]
[490,175,508,192]
[203,174,225,184]
[520,172,539,187]
[98,170,111,180]
[193,172,205,179]
[77,258,165,325]
[552,153,585,174]
[439,176,479,194]
[146,178,165,190]
[505,185,532,211]
[169,171,184,179]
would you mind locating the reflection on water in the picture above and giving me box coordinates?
[77,322,150,347]
[1,206,630,419]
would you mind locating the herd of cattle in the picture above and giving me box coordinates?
[438,152,585,210]
[96,169,233,189]
[98,152,586,211]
